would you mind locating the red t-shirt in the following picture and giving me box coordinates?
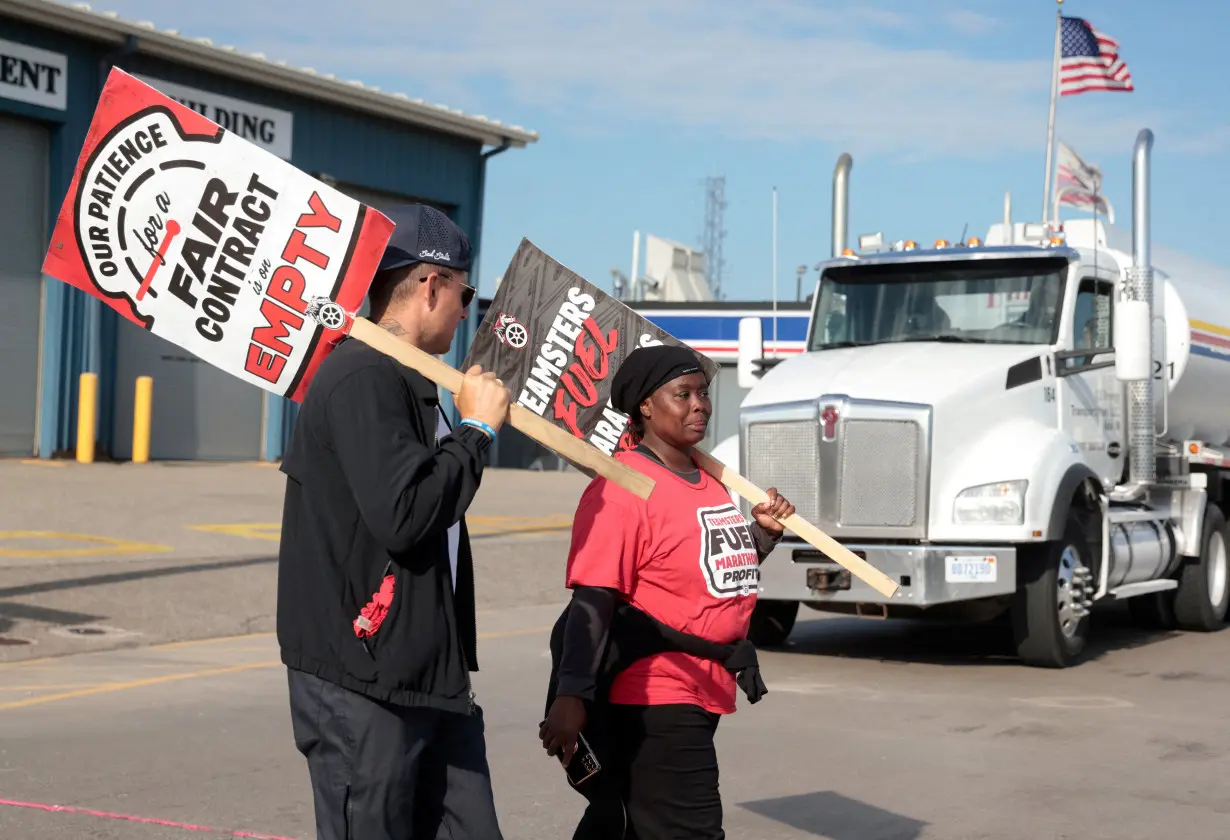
[564,449,761,714]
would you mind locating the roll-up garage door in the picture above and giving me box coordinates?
[111,324,265,461]
[0,115,49,456]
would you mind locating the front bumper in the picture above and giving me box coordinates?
[757,540,1019,607]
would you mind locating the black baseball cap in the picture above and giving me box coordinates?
[377,204,473,274]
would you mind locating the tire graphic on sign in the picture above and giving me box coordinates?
[504,322,528,348]
[493,312,528,349]
[307,297,348,331]
[696,503,761,598]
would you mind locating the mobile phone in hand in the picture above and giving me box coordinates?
[564,730,601,786]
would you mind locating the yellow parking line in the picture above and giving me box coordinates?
[17,458,66,468]
[468,522,573,536]
[0,661,280,711]
[0,626,550,711]
[189,516,574,541]
[0,531,172,558]
[469,514,574,535]
[187,523,281,541]
[0,631,278,671]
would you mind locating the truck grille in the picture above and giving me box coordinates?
[744,420,820,526]
[743,408,929,537]
[838,419,920,527]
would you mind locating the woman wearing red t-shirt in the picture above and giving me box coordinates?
[540,344,795,839]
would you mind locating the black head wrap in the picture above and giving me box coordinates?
[610,344,707,418]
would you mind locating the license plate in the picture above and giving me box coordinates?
[945,555,997,583]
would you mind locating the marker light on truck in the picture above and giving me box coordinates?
[953,480,1028,525]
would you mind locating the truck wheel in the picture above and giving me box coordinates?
[747,599,799,647]
[1012,514,1094,668]
[1173,504,1229,631]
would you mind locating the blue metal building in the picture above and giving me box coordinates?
[0,0,537,462]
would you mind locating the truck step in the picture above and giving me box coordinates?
[1106,508,1168,525]
[1109,580,1179,599]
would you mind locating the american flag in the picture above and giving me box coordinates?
[1059,16,1134,96]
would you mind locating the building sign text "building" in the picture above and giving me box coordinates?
[136,75,294,160]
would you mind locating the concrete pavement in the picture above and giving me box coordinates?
[4,601,1230,839]
[2,458,1230,838]
[0,458,588,661]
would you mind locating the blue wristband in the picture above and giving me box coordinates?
[459,418,496,441]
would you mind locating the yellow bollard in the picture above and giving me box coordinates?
[132,376,153,463]
[76,372,97,464]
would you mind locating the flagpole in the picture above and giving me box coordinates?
[1041,0,1063,224]
[771,185,778,359]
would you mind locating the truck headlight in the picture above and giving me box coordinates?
[953,480,1027,525]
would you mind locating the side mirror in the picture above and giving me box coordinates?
[1114,299,1150,381]
[737,317,764,389]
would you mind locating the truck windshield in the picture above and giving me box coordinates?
[809,256,1069,350]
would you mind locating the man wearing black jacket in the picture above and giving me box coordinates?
[277,204,511,840]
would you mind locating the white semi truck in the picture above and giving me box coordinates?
[714,129,1230,667]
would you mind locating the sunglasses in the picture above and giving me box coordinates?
[425,269,476,308]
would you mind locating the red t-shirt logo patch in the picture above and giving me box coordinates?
[697,504,760,598]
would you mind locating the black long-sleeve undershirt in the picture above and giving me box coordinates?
[555,586,619,701]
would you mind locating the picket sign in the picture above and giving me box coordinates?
[41,67,388,402]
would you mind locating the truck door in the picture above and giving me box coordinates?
[1056,274,1125,488]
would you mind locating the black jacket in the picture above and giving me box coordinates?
[276,336,492,715]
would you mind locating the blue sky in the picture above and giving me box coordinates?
[95,0,1230,302]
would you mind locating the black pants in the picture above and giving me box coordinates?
[287,668,504,840]
[575,703,724,840]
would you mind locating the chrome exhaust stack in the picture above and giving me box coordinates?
[832,153,852,258]
[1125,128,1156,486]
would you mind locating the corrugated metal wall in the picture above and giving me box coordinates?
[0,13,494,460]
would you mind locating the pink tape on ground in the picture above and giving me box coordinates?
[0,797,299,840]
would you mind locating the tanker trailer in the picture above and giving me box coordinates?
[722,129,1230,667]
